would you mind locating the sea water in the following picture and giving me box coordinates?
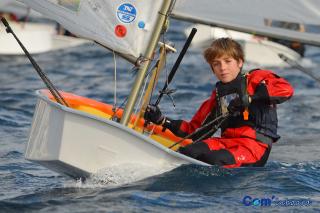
[0,20,320,212]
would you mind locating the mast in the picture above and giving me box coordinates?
[120,0,173,126]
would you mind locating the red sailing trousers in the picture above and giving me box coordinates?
[202,127,269,168]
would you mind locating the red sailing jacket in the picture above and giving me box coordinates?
[171,69,294,143]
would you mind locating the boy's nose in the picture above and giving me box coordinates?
[220,62,227,70]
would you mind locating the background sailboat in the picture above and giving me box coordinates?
[14,0,320,180]
[172,0,320,46]
[0,0,41,18]
[0,1,90,55]
[184,24,304,68]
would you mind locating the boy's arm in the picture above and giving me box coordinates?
[164,93,216,137]
[247,70,294,104]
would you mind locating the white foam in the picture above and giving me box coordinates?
[65,163,177,188]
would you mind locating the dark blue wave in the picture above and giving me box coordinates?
[0,162,319,212]
[0,21,320,212]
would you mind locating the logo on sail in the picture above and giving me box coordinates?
[117,3,137,24]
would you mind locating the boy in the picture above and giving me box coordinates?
[145,38,294,168]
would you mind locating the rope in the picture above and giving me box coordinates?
[169,113,230,149]
[1,17,68,107]
[279,53,320,84]
[192,117,226,144]
[110,60,158,122]
[135,55,153,67]
[132,42,168,130]
[110,96,128,121]
[132,69,151,121]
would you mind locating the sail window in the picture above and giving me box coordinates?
[265,19,302,31]
[264,19,320,34]
[56,0,81,12]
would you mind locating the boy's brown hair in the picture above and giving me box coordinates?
[203,37,244,63]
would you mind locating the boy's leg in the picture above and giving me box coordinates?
[178,137,270,167]
[178,141,236,166]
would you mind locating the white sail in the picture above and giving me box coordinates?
[0,0,11,7]
[18,0,165,62]
[172,0,320,46]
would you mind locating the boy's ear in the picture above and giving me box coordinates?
[238,59,244,68]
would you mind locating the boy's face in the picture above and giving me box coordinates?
[210,55,243,83]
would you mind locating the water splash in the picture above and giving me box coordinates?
[65,163,178,188]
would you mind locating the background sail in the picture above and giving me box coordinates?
[0,0,41,17]
[18,0,165,62]
[172,0,320,46]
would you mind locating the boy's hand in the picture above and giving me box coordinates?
[144,105,165,125]
[227,98,244,115]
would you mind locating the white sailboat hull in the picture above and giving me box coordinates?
[186,25,301,67]
[0,22,89,55]
[25,91,207,179]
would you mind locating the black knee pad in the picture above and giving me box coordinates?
[178,141,210,159]
[202,149,236,166]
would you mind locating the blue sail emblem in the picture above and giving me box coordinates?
[117,3,137,24]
